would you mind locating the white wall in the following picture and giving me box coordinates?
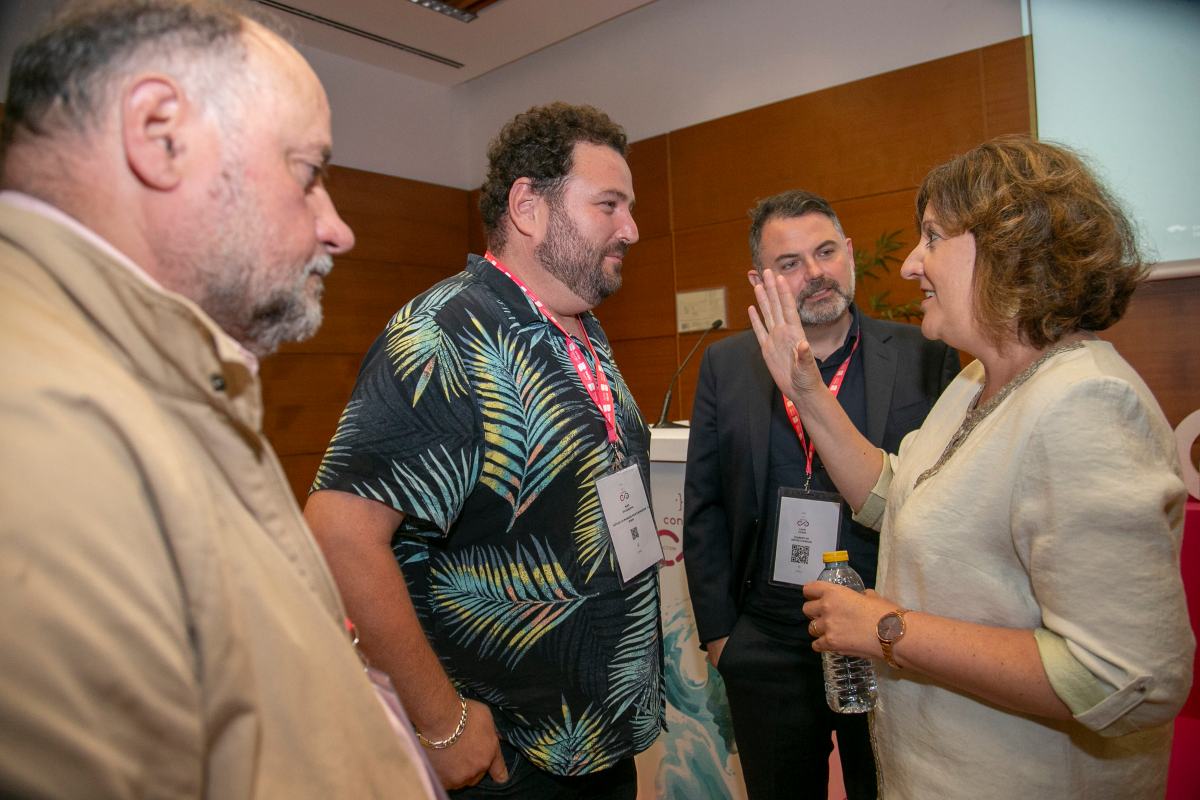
[454,0,1023,187]
[298,44,468,188]
[299,0,1024,187]
[1030,0,1200,273]
[2,0,1024,189]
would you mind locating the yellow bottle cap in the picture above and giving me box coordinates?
[822,550,850,563]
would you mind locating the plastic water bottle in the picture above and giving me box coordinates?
[817,550,878,713]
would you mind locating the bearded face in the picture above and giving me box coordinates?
[535,196,629,307]
[793,269,855,326]
[182,151,332,357]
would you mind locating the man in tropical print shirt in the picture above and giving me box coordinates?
[306,103,663,798]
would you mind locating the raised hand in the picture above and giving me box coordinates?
[748,268,825,404]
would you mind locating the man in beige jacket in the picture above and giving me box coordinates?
[0,1,439,797]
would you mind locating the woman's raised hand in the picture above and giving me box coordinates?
[748,268,824,403]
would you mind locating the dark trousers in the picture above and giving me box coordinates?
[450,741,637,800]
[717,614,877,800]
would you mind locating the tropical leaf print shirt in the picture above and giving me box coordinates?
[313,255,664,775]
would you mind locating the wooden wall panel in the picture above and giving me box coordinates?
[672,220,754,328]
[279,453,324,505]
[626,134,672,241]
[467,188,487,256]
[1098,275,1200,429]
[794,52,985,200]
[669,48,996,232]
[261,353,366,456]
[330,170,467,267]
[264,169,472,502]
[833,189,924,311]
[608,335,680,424]
[674,329,739,426]
[982,38,1035,138]
[593,235,676,339]
[336,213,466,267]
[667,100,800,234]
[329,165,468,229]
[279,259,457,356]
[600,37,1035,423]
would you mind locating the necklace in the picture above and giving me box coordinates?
[913,339,1086,488]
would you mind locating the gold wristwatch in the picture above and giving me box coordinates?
[876,608,910,669]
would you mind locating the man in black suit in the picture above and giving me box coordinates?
[683,190,959,799]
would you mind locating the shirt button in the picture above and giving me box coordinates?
[210,374,227,392]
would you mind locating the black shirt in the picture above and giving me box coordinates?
[313,255,664,774]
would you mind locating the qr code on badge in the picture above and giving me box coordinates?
[630,526,640,541]
[790,544,810,565]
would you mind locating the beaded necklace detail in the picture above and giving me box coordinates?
[913,339,1086,488]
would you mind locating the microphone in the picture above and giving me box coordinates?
[654,319,723,428]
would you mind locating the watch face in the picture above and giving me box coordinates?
[877,613,904,642]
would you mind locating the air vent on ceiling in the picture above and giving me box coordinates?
[408,1,474,23]
[254,0,465,68]
[407,1,505,23]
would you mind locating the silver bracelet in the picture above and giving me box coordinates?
[415,693,469,749]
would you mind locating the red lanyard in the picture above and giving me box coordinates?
[782,332,860,477]
[484,252,618,446]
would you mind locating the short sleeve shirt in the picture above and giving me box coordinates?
[313,255,664,775]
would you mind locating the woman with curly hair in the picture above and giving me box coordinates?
[750,136,1193,798]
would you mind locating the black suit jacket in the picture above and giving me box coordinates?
[682,313,959,646]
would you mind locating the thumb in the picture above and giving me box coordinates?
[488,742,508,783]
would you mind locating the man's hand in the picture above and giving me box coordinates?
[304,491,508,790]
[424,699,507,790]
[705,636,729,669]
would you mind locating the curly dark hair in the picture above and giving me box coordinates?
[916,135,1146,349]
[479,102,627,250]
[748,189,845,269]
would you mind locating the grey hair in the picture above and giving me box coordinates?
[2,0,287,150]
[748,189,846,269]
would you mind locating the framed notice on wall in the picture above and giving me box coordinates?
[675,287,727,333]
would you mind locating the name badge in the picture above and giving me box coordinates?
[596,463,662,583]
[768,488,841,587]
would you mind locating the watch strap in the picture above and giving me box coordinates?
[878,608,910,670]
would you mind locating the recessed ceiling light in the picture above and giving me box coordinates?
[406,0,480,24]
[253,1,465,68]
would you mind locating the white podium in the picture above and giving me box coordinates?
[634,428,748,799]
[633,429,848,799]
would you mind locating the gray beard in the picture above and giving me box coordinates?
[796,276,854,326]
[183,155,332,357]
[203,252,332,357]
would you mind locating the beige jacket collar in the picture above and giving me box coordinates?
[0,198,265,437]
